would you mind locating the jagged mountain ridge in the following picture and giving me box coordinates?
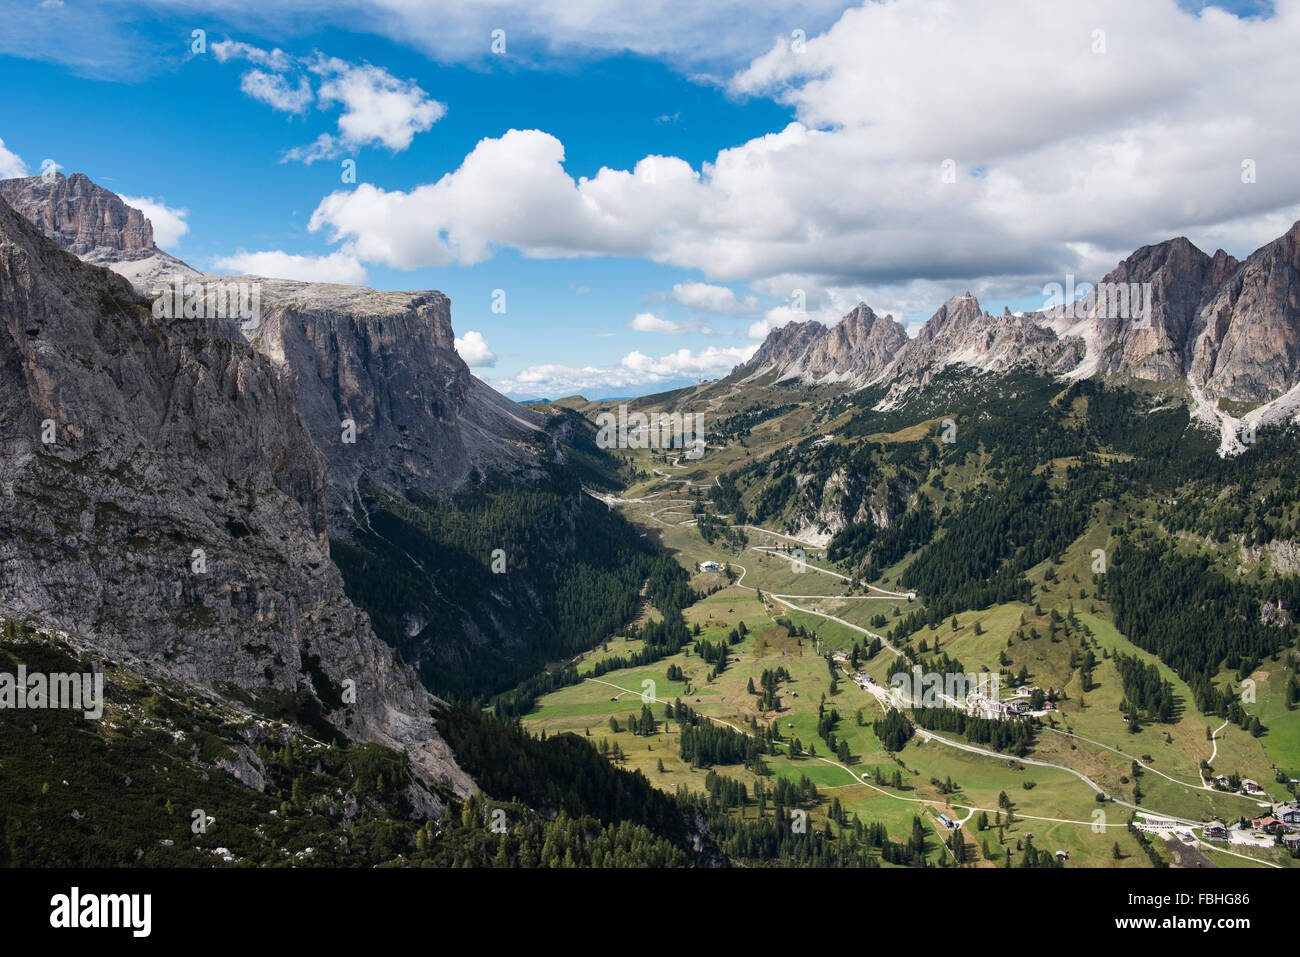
[741,302,908,385]
[0,190,473,804]
[733,221,1300,426]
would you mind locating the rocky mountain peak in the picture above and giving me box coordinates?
[0,172,156,264]
[1189,219,1300,402]
[738,302,908,385]
[916,292,987,341]
[0,170,543,515]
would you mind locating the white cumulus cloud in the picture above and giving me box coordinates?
[620,344,756,379]
[212,42,445,163]
[210,249,368,284]
[211,40,294,72]
[240,69,313,114]
[0,137,27,178]
[119,194,189,248]
[313,57,446,152]
[302,1,1300,297]
[628,312,712,335]
[496,343,755,397]
[671,281,756,314]
[454,330,497,367]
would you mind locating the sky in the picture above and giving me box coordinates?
[0,0,1295,399]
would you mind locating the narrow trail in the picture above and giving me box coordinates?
[729,523,824,549]
[1201,720,1230,787]
[1043,725,1257,801]
[748,543,915,599]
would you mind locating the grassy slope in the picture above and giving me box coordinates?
[518,375,1300,868]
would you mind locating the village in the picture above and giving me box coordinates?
[833,650,1056,720]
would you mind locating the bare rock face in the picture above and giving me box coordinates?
[1036,237,1237,384]
[802,303,909,380]
[0,170,595,703]
[0,173,156,264]
[0,193,472,805]
[1190,222,1300,402]
[740,319,830,380]
[0,171,544,517]
[235,278,544,518]
[885,293,1080,390]
[740,302,908,385]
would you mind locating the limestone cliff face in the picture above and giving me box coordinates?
[1190,222,1300,402]
[0,170,603,704]
[0,193,472,804]
[237,279,544,517]
[0,173,156,264]
[1037,237,1238,384]
[0,171,545,515]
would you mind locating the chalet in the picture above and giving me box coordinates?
[1212,775,1232,789]
[1250,815,1284,834]
[699,561,719,572]
[1273,802,1300,824]
[1242,779,1263,794]
[1202,821,1228,841]
[936,813,956,829]
[1283,833,1300,849]
[1055,850,1068,860]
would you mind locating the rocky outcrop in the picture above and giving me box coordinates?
[0,191,472,805]
[1190,222,1300,402]
[740,302,908,385]
[1036,237,1238,384]
[0,173,156,264]
[887,293,1080,386]
[237,279,544,518]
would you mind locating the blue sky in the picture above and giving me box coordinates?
[0,0,1295,398]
